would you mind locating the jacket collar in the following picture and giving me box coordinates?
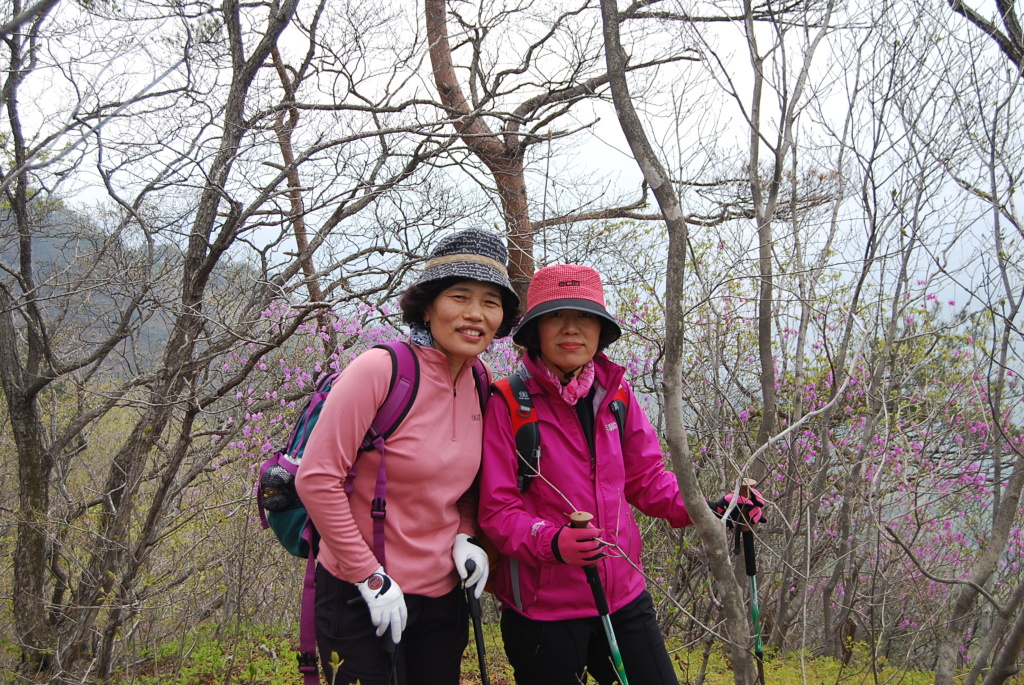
[521,352,625,404]
[411,339,481,382]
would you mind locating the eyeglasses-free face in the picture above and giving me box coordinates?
[424,280,504,378]
[535,309,602,380]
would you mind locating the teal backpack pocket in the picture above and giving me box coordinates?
[266,507,311,558]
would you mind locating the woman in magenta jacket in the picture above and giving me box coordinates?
[479,264,690,685]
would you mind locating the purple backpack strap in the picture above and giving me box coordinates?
[298,527,318,685]
[354,341,420,567]
[471,359,489,411]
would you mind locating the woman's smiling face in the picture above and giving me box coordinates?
[424,280,504,378]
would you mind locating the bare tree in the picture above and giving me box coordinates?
[596,0,764,681]
[423,0,698,297]
[0,0,473,679]
[5,0,1024,680]
[904,2,1024,681]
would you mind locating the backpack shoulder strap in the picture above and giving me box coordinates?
[608,382,629,436]
[361,341,420,453]
[493,374,631,493]
[493,373,541,492]
[284,371,339,462]
[359,340,421,568]
[471,359,489,413]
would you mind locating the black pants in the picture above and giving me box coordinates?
[314,565,469,685]
[501,590,679,685]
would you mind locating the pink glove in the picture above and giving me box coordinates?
[551,524,607,566]
[739,486,766,523]
[710,487,767,525]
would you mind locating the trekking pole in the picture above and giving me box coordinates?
[570,512,629,685]
[738,481,766,685]
[346,596,398,685]
[464,559,490,685]
[743,530,765,685]
[382,634,398,685]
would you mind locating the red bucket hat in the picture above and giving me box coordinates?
[512,264,622,346]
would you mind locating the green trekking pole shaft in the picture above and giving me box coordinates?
[742,528,765,685]
[737,478,766,685]
[571,512,629,685]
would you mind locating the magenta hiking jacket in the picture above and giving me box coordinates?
[479,352,693,621]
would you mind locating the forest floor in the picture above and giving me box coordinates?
[49,620,1019,685]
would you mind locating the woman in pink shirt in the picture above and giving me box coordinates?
[296,229,519,685]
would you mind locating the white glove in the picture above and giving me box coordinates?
[355,566,408,643]
[453,533,489,600]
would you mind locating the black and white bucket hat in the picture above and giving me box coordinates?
[413,228,520,310]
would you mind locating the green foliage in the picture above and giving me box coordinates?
[665,638,1014,685]
[127,623,305,685]
[86,617,1016,685]
[0,633,24,685]
[461,620,515,684]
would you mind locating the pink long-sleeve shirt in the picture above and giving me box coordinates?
[295,344,487,597]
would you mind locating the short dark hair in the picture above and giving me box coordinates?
[516,317,619,357]
[399,276,520,339]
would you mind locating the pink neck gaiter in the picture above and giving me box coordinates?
[535,357,595,406]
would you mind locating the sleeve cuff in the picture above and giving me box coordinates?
[533,521,560,565]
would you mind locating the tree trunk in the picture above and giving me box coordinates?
[3,13,58,660]
[597,0,758,682]
[424,0,535,300]
[4,0,300,675]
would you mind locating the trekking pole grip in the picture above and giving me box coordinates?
[465,559,482,620]
[738,479,758,576]
[570,512,610,615]
[743,530,757,577]
[570,511,594,528]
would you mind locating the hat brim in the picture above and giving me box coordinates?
[414,262,520,310]
[512,298,622,346]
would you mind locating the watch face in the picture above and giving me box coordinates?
[366,573,385,593]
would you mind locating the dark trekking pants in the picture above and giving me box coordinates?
[315,564,469,685]
[500,589,679,685]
